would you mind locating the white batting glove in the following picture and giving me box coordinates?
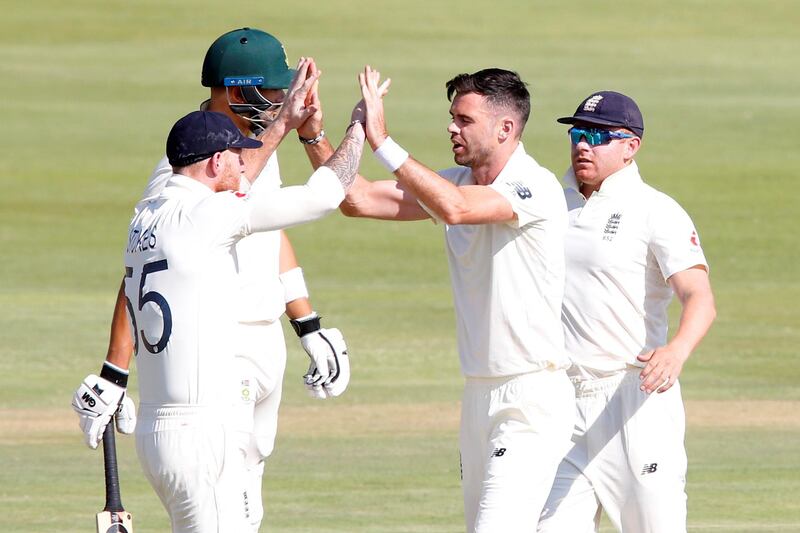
[71,374,126,449]
[317,327,350,397]
[115,394,136,435]
[291,314,351,399]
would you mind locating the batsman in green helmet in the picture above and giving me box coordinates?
[201,27,296,135]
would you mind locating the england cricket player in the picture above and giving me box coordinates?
[73,61,367,530]
[336,66,575,533]
[73,29,350,531]
[538,91,716,533]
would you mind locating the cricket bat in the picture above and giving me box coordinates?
[96,418,134,533]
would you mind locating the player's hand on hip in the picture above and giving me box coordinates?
[277,57,321,131]
[358,65,392,151]
[301,327,350,399]
[637,345,688,394]
[71,374,126,449]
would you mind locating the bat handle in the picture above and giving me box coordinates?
[102,417,125,513]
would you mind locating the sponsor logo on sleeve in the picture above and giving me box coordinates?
[508,181,532,200]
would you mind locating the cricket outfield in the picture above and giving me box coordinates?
[0,0,798,531]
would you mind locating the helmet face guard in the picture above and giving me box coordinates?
[224,76,283,135]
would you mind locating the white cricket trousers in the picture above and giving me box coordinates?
[233,320,287,533]
[538,369,688,533]
[461,368,575,533]
[135,406,250,533]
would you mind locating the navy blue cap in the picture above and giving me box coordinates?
[166,110,262,167]
[557,91,644,137]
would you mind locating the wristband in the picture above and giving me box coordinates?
[373,136,409,173]
[100,361,129,388]
[279,267,310,303]
[299,130,325,145]
[290,312,321,337]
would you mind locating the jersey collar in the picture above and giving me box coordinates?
[492,142,529,183]
[164,173,216,196]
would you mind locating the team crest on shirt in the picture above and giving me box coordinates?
[603,212,622,241]
[507,181,532,200]
[690,230,700,247]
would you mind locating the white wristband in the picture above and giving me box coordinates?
[279,267,310,303]
[373,136,409,173]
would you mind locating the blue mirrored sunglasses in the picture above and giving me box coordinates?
[568,127,635,146]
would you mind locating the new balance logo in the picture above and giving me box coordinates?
[491,448,507,458]
[508,181,532,200]
[641,463,658,475]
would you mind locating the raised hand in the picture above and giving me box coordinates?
[358,65,392,150]
[275,57,321,132]
[297,58,325,140]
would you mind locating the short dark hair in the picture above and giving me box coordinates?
[445,68,531,129]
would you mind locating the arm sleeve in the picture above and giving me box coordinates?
[245,166,345,233]
[649,194,709,280]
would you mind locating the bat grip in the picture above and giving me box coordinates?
[102,418,125,512]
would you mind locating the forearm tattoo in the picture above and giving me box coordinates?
[324,126,364,191]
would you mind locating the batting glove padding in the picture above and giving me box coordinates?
[299,327,350,399]
[71,374,126,449]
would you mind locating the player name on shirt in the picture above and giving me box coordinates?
[127,223,158,254]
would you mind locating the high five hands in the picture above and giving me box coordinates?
[356,66,392,150]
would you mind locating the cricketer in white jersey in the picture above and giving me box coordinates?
[73,76,368,530]
[539,91,716,533]
[130,109,356,532]
[340,66,575,533]
[74,44,352,532]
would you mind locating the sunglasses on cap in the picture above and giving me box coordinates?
[568,127,635,146]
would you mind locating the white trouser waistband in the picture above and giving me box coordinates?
[138,404,225,419]
[465,366,566,386]
[569,368,640,397]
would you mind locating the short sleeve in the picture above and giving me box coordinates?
[649,193,709,280]
[489,168,562,228]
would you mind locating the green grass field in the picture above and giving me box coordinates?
[1,0,798,531]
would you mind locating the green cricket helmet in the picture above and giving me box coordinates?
[202,27,294,89]
[201,28,295,134]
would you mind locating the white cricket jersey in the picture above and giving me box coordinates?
[428,143,570,378]
[561,161,709,377]
[125,176,254,407]
[126,168,344,406]
[139,154,286,324]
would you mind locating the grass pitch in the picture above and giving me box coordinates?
[1,0,799,531]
